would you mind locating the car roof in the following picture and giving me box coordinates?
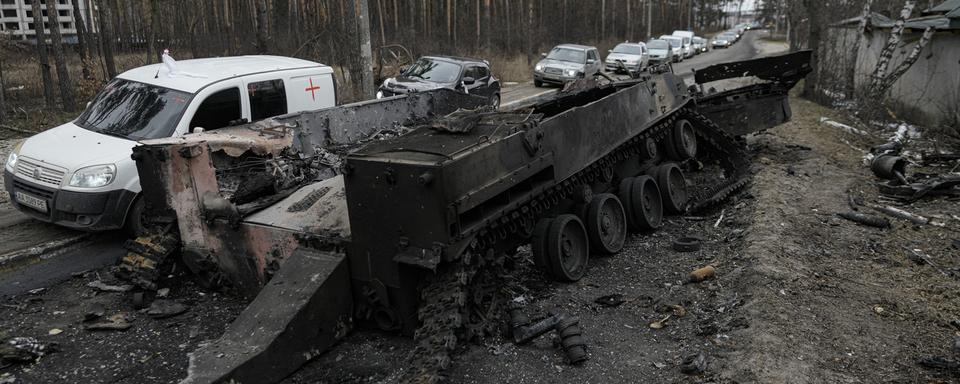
[422,55,488,65]
[614,42,646,47]
[554,44,596,51]
[118,55,328,93]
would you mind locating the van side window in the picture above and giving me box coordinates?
[248,79,287,121]
[588,50,598,61]
[190,88,241,132]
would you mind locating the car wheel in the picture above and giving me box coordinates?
[124,196,147,238]
[491,94,500,110]
[534,79,543,87]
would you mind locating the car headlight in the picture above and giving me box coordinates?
[69,164,116,188]
[535,64,544,71]
[565,69,578,77]
[376,90,384,99]
[5,141,22,171]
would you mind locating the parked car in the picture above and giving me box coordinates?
[376,55,501,108]
[692,36,709,53]
[712,32,737,48]
[604,42,649,73]
[4,55,336,235]
[646,39,673,65]
[659,35,685,62]
[533,44,602,87]
[671,30,696,58]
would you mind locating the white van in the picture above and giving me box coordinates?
[4,55,336,234]
[672,30,695,58]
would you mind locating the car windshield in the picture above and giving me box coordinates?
[719,34,734,40]
[403,58,462,83]
[612,44,644,55]
[547,47,586,63]
[647,40,669,50]
[74,79,192,141]
[661,37,681,48]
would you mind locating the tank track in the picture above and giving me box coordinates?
[400,104,753,382]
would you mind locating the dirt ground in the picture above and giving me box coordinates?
[2,94,959,384]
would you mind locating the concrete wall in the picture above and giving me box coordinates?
[823,26,960,127]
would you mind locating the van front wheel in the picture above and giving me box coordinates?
[124,197,147,238]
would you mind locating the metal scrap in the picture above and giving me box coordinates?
[837,211,891,229]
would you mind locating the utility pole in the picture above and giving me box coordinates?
[356,0,375,99]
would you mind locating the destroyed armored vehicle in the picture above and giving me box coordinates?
[125,51,811,383]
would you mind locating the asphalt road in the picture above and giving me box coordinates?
[0,31,769,297]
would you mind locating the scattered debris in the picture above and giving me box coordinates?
[871,205,929,225]
[689,265,716,283]
[903,247,950,277]
[507,303,588,364]
[680,352,708,374]
[917,356,960,373]
[837,211,891,229]
[594,294,626,307]
[157,288,171,298]
[820,117,868,136]
[82,303,106,322]
[27,288,46,295]
[47,328,62,336]
[649,315,671,329]
[672,237,703,252]
[146,300,189,319]
[84,313,133,331]
[86,280,133,293]
[0,337,58,364]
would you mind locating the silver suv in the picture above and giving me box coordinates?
[534,44,602,87]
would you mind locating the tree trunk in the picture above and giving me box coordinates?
[71,0,93,80]
[877,26,934,97]
[801,0,822,100]
[0,58,6,123]
[99,0,118,78]
[846,0,874,97]
[146,0,156,63]
[32,0,56,107]
[47,0,76,111]
[870,1,916,96]
[255,0,270,54]
[356,0,375,99]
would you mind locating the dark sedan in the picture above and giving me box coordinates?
[377,56,501,108]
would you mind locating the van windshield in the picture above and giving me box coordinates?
[75,79,192,141]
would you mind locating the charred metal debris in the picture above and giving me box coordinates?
[111,51,812,384]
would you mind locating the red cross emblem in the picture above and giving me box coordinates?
[305,78,321,101]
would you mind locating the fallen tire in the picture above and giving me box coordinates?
[545,214,590,282]
[584,194,627,254]
[672,236,702,252]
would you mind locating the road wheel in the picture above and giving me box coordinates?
[123,197,147,237]
[534,79,543,87]
[665,119,697,160]
[491,94,501,110]
[649,163,689,214]
[531,218,553,273]
[630,176,663,231]
[584,194,627,255]
[545,214,589,282]
[617,177,637,230]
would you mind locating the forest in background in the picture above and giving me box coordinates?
[0,0,953,131]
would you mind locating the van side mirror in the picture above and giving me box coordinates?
[540,53,547,58]
[461,76,476,85]
[85,101,91,109]
[586,59,596,64]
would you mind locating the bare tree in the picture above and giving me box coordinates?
[99,0,117,78]
[46,0,76,111]
[356,0,375,99]
[870,1,916,97]
[31,0,55,107]
[801,0,822,99]
[255,0,270,54]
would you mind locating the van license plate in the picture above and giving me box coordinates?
[15,191,48,213]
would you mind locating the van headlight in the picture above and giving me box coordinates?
[69,164,116,188]
[4,141,22,172]
[535,63,544,72]
[565,69,578,77]
[376,90,384,99]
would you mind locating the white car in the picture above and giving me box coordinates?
[4,55,336,234]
